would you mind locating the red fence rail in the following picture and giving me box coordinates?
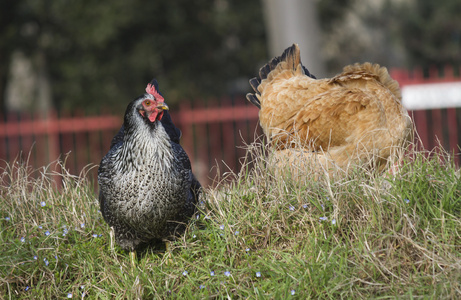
[390,65,461,164]
[1,67,460,187]
[0,97,260,187]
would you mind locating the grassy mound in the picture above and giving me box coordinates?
[1,144,460,299]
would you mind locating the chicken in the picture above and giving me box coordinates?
[246,44,412,174]
[98,79,201,259]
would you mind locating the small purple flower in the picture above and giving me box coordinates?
[182,270,188,276]
[38,225,43,229]
[92,234,98,238]
[210,271,215,276]
[5,216,10,221]
[45,231,50,236]
[245,248,250,252]
[40,201,46,207]
[199,284,205,289]
[20,237,25,243]
[25,286,30,291]
[331,219,336,225]
[224,271,231,277]
[289,205,295,211]
[80,223,85,228]
[234,231,239,236]
[67,293,73,298]
[44,259,49,266]
[33,256,37,260]
[319,217,327,221]
[291,289,295,295]
[405,199,410,204]
[302,204,308,209]
[219,225,224,230]
[256,271,261,278]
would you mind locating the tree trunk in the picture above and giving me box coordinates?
[5,50,51,112]
[261,0,326,78]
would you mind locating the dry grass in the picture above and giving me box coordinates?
[1,141,460,299]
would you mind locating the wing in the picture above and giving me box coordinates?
[109,125,124,149]
[186,173,201,215]
[98,190,109,222]
[97,149,117,224]
[271,86,388,151]
[171,141,201,220]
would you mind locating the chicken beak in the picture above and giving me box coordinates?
[156,102,169,110]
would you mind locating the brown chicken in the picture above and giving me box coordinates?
[246,44,412,174]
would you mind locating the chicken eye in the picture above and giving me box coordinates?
[144,100,152,106]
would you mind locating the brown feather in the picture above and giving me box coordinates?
[247,44,412,174]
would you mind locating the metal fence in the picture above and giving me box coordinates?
[1,67,460,187]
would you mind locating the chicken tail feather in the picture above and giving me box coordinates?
[246,44,316,108]
[246,93,261,109]
[249,77,261,92]
[246,77,262,108]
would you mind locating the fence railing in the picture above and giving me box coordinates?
[1,66,460,187]
[0,97,260,187]
[390,66,461,164]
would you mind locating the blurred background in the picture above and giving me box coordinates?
[0,0,460,186]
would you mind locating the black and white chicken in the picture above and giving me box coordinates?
[98,79,200,259]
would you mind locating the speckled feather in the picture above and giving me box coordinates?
[98,80,200,251]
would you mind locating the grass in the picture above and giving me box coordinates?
[0,142,460,299]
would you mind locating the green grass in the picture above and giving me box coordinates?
[1,144,460,299]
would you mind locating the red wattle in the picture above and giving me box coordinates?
[148,111,158,122]
[147,109,164,122]
[157,111,164,121]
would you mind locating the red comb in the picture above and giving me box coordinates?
[145,83,164,102]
